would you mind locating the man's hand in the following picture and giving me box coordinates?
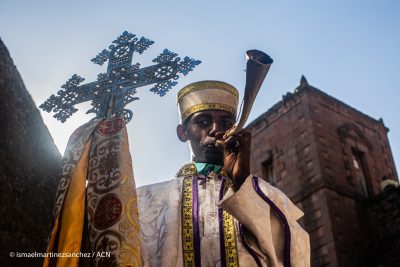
[216,129,251,190]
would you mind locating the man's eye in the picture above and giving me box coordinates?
[196,120,209,127]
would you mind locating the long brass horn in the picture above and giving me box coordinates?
[226,49,273,136]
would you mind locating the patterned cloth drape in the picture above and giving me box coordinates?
[43,117,141,267]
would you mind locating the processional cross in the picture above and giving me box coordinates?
[40,31,201,123]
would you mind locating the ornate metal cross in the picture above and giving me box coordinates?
[40,31,201,123]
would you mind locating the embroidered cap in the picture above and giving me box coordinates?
[177,80,239,122]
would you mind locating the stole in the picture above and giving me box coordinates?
[181,174,239,267]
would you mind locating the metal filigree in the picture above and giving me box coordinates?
[40,31,201,123]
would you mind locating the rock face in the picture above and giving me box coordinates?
[0,38,61,267]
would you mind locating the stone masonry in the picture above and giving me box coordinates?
[246,76,399,266]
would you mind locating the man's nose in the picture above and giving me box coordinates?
[209,122,223,136]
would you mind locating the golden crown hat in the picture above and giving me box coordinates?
[177,80,239,122]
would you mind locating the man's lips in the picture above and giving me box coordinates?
[202,141,217,148]
[203,143,223,153]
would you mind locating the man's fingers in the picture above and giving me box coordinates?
[215,139,224,147]
[225,134,246,146]
[216,129,251,150]
[215,132,225,140]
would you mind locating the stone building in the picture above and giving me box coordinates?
[246,76,399,266]
[0,39,61,267]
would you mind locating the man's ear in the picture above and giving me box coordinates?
[176,124,188,142]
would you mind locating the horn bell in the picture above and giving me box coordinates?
[226,50,273,136]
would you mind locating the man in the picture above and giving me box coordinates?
[137,80,310,266]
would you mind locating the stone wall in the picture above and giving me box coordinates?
[361,188,400,266]
[247,80,340,265]
[0,38,61,267]
[246,77,399,266]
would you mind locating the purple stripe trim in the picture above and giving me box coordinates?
[252,176,292,267]
[193,175,201,267]
[218,177,227,267]
[239,223,262,267]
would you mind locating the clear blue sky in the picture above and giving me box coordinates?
[1,0,399,186]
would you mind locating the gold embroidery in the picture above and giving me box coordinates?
[176,163,197,177]
[180,169,239,267]
[181,103,236,121]
[177,80,239,101]
[182,177,195,267]
[222,181,239,267]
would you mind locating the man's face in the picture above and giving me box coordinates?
[177,110,236,165]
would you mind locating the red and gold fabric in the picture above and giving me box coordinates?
[43,117,141,267]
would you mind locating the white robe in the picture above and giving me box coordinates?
[137,167,310,267]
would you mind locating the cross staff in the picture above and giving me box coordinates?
[40,31,201,123]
